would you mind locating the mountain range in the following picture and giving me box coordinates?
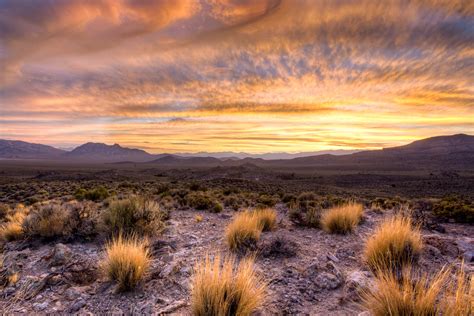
[0,134,473,170]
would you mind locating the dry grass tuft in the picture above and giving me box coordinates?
[364,215,422,273]
[225,211,262,253]
[364,263,473,316]
[254,208,277,231]
[0,208,28,241]
[363,267,448,316]
[191,253,265,316]
[101,234,150,292]
[195,214,203,223]
[442,263,473,316]
[321,202,363,234]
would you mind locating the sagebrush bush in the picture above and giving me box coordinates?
[321,202,363,234]
[364,264,472,316]
[226,211,262,253]
[364,215,422,273]
[432,196,474,223]
[0,207,27,241]
[187,192,223,213]
[101,234,150,292]
[23,203,77,238]
[254,208,277,232]
[191,254,265,316]
[75,186,109,202]
[102,197,167,236]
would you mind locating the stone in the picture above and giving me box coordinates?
[33,302,49,311]
[343,271,371,302]
[50,243,72,266]
[69,298,86,312]
[315,272,343,290]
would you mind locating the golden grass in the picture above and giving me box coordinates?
[364,215,422,272]
[364,263,473,316]
[101,234,150,291]
[0,209,27,241]
[363,267,449,316]
[254,208,277,231]
[225,211,262,252]
[321,202,363,234]
[191,253,265,316]
[195,214,203,223]
[442,263,473,316]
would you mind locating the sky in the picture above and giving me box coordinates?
[0,0,473,154]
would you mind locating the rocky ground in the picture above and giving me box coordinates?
[1,203,472,315]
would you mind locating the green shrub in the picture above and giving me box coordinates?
[102,197,167,236]
[432,196,473,223]
[187,192,222,213]
[75,186,110,202]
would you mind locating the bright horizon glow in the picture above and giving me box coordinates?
[1,0,473,154]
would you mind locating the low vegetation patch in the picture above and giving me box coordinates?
[102,197,167,236]
[101,234,150,292]
[226,211,262,253]
[364,215,422,273]
[75,186,109,202]
[23,203,77,239]
[432,196,474,223]
[191,254,266,316]
[186,192,223,213]
[363,265,472,316]
[321,202,363,234]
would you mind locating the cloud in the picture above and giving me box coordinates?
[0,0,473,152]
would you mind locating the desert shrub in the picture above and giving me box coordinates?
[101,234,150,292]
[191,254,265,316]
[432,196,474,223]
[297,192,317,202]
[289,203,322,228]
[102,197,167,236]
[0,208,27,241]
[0,203,10,220]
[254,208,277,232]
[23,203,78,239]
[364,265,472,316]
[281,193,297,204]
[75,186,109,202]
[226,211,262,253]
[321,202,363,234]
[223,194,241,211]
[187,192,223,213]
[256,194,278,207]
[364,215,422,273]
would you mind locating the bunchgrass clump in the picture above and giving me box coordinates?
[101,234,150,292]
[442,263,473,315]
[254,208,277,232]
[321,202,363,234]
[102,197,167,236]
[364,264,473,316]
[363,267,448,316]
[364,215,422,273]
[191,254,265,316]
[225,211,262,253]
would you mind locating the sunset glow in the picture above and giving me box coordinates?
[1,0,473,153]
